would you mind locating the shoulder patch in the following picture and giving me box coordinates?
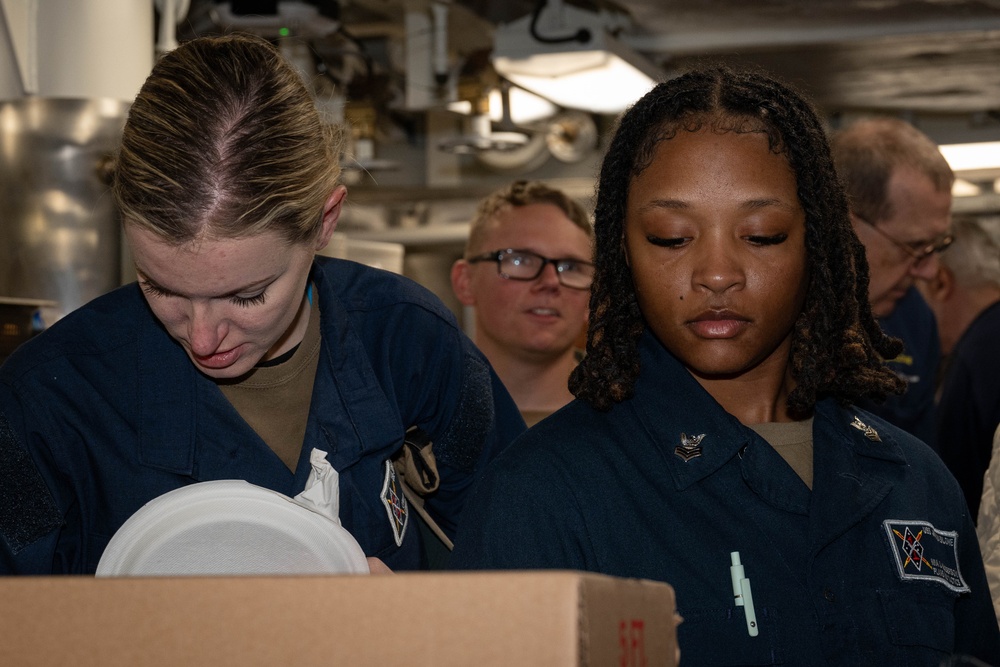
[432,353,493,473]
[0,414,63,554]
[882,519,969,593]
[380,459,408,546]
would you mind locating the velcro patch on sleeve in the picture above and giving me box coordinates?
[0,414,63,554]
[432,353,493,474]
[882,519,969,593]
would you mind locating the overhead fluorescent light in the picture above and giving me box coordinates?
[488,87,558,125]
[492,4,661,115]
[446,86,557,126]
[939,141,1000,173]
[951,178,982,197]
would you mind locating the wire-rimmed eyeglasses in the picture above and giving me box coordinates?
[855,214,954,264]
[467,248,595,290]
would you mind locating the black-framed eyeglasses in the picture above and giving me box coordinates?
[467,248,595,290]
[855,214,954,264]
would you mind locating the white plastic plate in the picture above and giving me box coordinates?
[96,480,369,576]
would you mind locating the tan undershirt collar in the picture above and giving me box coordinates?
[217,289,322,472]
[748,417,815,490]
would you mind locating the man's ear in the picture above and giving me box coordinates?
[924,265,956,303]
[450,259,476,306]
[315,185,347,251]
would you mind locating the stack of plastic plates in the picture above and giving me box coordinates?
[96,480,369,576]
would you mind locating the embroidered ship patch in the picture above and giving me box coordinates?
[882,519,969,592]
[381,460,408,546]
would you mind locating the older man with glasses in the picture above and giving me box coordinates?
[831,117,955,449]
[919,217,1000,521]
[451,181,593,427]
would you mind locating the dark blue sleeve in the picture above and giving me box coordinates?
[448,440,593,571]
[350,274,527,541]
[935,353,995,518]
[0,385,67,574]
[865,287,941,448]
[420,336,526,538]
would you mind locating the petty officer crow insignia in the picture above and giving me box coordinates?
[850,416,881,442]
[381,459,409,546]
[675,433,706,462]
[883,519,969,593]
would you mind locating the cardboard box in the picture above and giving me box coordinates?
[0,571,677,666]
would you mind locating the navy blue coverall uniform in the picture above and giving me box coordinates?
[451,329,1000,665]
[0,257,524,573]
[863,286,941,450]
[936,300,1000,519]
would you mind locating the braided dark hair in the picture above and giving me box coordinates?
[569,66,904,415]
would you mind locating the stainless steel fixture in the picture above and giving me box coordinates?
[0,97,129,321]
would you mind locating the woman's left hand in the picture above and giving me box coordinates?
[366,557,393,574]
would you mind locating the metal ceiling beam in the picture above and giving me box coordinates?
[623,17,1000,55]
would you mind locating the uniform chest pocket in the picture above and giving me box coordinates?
[878,587,956,654]
[676,605,786,666]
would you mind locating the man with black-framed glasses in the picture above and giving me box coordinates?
[831,117,954,449]
[451,181,593,427]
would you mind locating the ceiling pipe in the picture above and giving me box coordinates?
[155,0,190,58]
[431,1,450,87]
[624,17,1000,55]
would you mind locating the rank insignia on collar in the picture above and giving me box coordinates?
[850,416,881,442]
[675,433,706,462]
[381,459,409,546]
